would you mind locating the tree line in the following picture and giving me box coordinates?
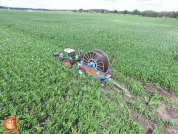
[0,6,178,18]
[116,9,178,18]
[78,9,178,18]
[0,6,61,11]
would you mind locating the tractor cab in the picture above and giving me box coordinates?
[53,48,82,66]
[63,48,76,59]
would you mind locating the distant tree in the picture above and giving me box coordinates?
[152,12,158,17]
[157,12,163,17]
[102,10,105,13]
[141,10,158,17]
[83,10,88,13]
[117,11,122,14]
[127,11,132,14]
[79,9,83,12]
[132,9,140,15]
[148,10,154,17]
[123,10,128,14]
[170,11,176,18]
[140,11,146,17]
[113,10,117,13]
[176,11,178,18]
[160,11,167,17]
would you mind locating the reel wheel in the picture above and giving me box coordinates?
[83,49,109,72]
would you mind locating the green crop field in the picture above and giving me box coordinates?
[0,10,178,133]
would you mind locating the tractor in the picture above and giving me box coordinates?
[53,48,84,68]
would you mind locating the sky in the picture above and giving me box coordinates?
[0,0,178,12]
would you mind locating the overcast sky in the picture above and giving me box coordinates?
[0,0,177,12]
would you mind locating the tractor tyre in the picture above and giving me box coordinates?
[101,81,107,87]
[78,68,86,75]
[63,60,72,68]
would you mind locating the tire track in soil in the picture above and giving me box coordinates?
[143,83,178,101]
[133,83,178,134]
[102,80,178,133]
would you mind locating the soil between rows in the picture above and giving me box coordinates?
[143,83,178,101]
[102,80,178,133]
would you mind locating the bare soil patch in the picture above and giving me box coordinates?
[102,86,110,91]
[130,103,178,134]
[103,80,178,133]
[155,101,178,134]
[163,128,178,134]
[129,83,178,133]
[131,110,154,133]
[155,102,178,122]
[143,83,178,101]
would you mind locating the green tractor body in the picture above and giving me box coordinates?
[53,48,82,67]
[61,50,78,60]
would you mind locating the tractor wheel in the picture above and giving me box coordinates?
[78,68,86,75]
[63,60,72,68]
[110,74,114,79]
[101,81,107,87]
